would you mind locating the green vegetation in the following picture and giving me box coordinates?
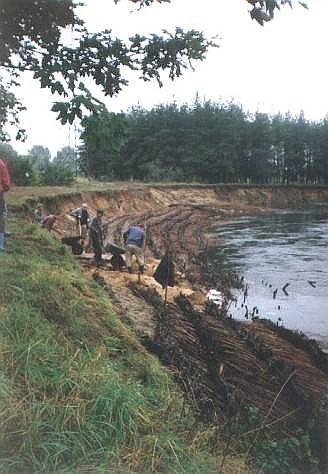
[251,430,319,474]
[80,101,328,184]
[6,99,328,187]
[0,143,74,187]
[0,221,221,473]
[38,160,74,186]
[249,1,309,26]
[0,1,309,141]
[80,110,128,179]
[239,406,319,474]
[0,0,213,141]
[0,209,324,473]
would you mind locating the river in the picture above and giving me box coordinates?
[216,207,328,350]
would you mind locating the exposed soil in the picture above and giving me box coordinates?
[14,183,328,470]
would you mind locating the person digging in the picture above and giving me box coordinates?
[70,203,90,242]
[123,223,145,275]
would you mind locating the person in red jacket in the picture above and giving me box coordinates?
[0,158,11,251]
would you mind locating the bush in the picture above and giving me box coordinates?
[139,160,184,182]
[252,430,319,474]
[7,154,37,185]
[39,161,74,185]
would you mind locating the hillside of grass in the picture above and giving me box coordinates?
[0,220,235,473]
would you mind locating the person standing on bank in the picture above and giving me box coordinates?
[89,208,104,265]
[0,157,11,252]
[123,223,145,274]
[70,203,90,240]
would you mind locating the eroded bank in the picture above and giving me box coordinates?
[12,183,328,471]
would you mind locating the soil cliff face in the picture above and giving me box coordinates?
[12,183,328,216]
[17,184,328,470]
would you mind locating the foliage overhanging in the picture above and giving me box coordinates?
[0,0,309,141]
[0,0,215,141]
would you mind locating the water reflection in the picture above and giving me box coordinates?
[216,209,328,350]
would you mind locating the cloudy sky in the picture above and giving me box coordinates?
[11,0,328,156]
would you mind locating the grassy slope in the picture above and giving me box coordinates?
[0,220,227,473]
[6,182,118,208]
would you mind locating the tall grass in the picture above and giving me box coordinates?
[0,222,221,473]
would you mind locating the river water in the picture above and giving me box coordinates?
[216,208,328,350]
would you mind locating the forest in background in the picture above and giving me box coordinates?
[80,100,328,184]
[3,99,328,186]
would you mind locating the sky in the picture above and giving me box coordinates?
[11,0,328,156]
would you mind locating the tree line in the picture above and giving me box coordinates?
[1,0,304,142]
[80,101,328,184]
[0,143,77,186]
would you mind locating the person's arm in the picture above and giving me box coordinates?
[0,160,11,192]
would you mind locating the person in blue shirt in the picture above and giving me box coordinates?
[123,224,145,274]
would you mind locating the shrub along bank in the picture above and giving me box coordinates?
[0,221,222,473]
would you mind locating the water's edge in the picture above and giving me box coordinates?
[215,208,328,350]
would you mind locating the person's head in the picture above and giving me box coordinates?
[96,208,104,217]
[36,203,43,210]
[82,203,88,209]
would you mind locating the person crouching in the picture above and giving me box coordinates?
[32,203,56,232]
[123,224,145,274]
[42,214,57,232]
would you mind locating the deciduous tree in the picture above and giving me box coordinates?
[55,146,79,176]
[0,0,309,142]
[0,0,214,141]
[80,109,128,178]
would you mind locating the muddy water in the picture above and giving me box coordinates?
[216,208,328,350]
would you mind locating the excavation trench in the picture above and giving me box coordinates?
[19,184,328,471]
